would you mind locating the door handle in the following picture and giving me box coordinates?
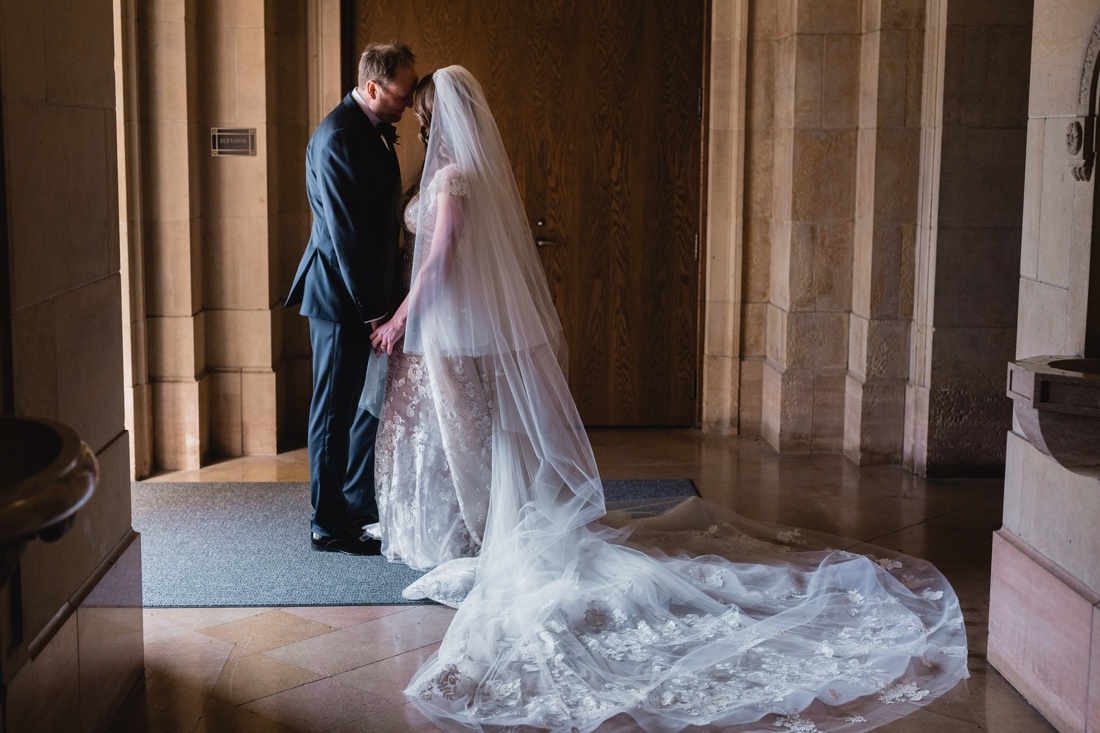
[533,217,557,248]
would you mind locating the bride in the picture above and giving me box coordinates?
[368,66,968,733]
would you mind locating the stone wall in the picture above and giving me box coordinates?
[0,0,143,729]
[988,2,1100,730]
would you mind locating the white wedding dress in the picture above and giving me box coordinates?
[372,66,969,733]
[371,169,493,571]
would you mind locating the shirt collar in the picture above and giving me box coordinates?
[351,87,384,129]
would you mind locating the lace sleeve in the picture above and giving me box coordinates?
[435,164,469,198]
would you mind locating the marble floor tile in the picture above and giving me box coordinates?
[332,643,442,707]
[328,701,442,733]
[871,707,983,732]
[210,647,323,706]
[281,605,406,629]
[144,449,311,484]
[141,631,235,675]
[202,610,337,653]
[239,677,393,733]
[112,430,1057,733]
[193,706,302,733]
[262,628,393,677]
[111,667,231,733]
[340,605,455,651]
[141,611,204,644]
[148,606,274,631]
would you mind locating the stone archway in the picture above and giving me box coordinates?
[1071,9,1100,354]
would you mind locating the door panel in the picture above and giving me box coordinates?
[355,0,704,425]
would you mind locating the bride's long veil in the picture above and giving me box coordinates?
[403,66,605,556]
[401,66,969,733]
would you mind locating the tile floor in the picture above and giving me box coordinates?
[110,429,1056,732]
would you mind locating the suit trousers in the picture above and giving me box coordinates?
[307,317,379,537]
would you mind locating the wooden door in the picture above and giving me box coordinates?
[355,0,705,426]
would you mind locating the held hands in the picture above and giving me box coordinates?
[371,315,406,355]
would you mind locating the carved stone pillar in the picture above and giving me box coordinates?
[762,0,861,452]
[905,0,1031,476]
[141,2,208,470]
[702,0,750,434]
[843,0,925,465]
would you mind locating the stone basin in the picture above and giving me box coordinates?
[0,416,98,545]
[1007,356,1100,479]
[1046,358,1100,375]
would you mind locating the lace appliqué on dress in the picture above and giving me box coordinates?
[409,518,967,733]
[448,175,470,198]
[374,165,488,572]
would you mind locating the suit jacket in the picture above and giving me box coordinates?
[285,93,401,323]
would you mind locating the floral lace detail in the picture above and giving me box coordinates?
[901,573,933,591]
[878,680,930,704]
[448,175,470,197]
[374,347,492,570]
[776,528,803,544]
[419,663,464,701]
[410,543,968,732]
[774,714,822,732]
[402,557,477,607]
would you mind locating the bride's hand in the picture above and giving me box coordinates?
[371,317,405,355]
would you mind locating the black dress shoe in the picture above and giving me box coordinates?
[310,532,382,556]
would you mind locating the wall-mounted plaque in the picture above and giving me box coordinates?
[210,128,256,156]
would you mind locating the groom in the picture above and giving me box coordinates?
[285,41,417,555]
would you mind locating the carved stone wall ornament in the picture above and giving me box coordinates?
[1072,12,1100,183]
[1068,117,1094,181]
[1080,19,1100,109]
[1067,120,1083,155]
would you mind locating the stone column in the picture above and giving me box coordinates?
[906,0,1031,476]
[140,1,208,469]
[763,0,861,452]
[280,0,341,449]
[702,0,750,434]
[736,2,783,435]
[116,0,153,478]
[195,0,281,458]
[844,0,925,464]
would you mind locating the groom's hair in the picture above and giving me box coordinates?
[358,41,415,88]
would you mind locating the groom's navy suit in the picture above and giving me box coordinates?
[286,92,401,540]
